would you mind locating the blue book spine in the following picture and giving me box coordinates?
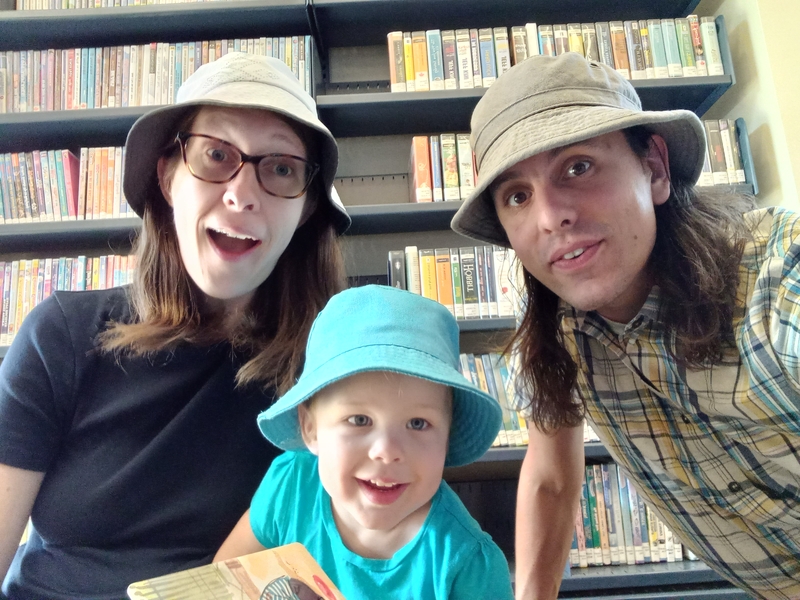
[660,19,684,77]
[426,30,444,90]
[77,256,87,291]
[87,48,96,109]
[478,29,497,82]
[429,135,443,201]
[57,257,67,292]
[80,47,89,108]
[174,42,182,103]
[647,20,669,78]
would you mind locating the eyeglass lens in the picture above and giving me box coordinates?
[183,135,314,198]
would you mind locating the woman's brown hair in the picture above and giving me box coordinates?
[99,108,346,395]
[509,126,754,433]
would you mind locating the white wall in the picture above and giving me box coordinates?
[697,0,799,209]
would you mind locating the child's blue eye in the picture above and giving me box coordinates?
[348,415,371,427]
[408,418,429,431]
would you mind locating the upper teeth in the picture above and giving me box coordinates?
[370,480,396,488]
[563,248,585,260]
[210,227,256,241]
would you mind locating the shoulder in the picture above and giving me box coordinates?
[253,451,318,505]
[743,207,800,268]
[427,482,503,555]
[49,286,133,332]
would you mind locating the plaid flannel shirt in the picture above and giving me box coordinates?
[555,207,800,599]
[562,208,800,599]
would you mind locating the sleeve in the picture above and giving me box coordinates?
[0,294,76,472]
[449,539,514,600]
[771,217,800,389]
[249,451,297,549]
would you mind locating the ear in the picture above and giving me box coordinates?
[645,134,671,207]
[297,195,318,228]
[156,156,174,207]
[297,404,319,455]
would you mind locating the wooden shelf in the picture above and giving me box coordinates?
[0,1,310,52]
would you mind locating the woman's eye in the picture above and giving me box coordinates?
[206,148,229,163]
[567,160,591,177]
[408,418,429,431]
[347,415,371,427]
[272,162,294,178]
[505,190,530,207]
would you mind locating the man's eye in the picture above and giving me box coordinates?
[567,160,591,177]
[347,415,371,427]
[506,191,530,207]
[408,418,429,431]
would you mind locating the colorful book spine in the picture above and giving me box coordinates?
[455,29,474,90]
[700,17,725,76]
[478,28,497,86]
[441,30,458,90]
[426,30,444,91]
[429,135,443,202]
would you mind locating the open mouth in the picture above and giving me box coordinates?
[357,479,408,505]
[207,228,261,255]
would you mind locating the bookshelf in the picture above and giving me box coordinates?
[0,1,754,597]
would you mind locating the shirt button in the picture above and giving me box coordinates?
[728,482,742,493]
[682,415,691,424]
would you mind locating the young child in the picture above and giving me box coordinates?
[216,285,513,599]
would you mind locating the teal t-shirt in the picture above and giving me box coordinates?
[250,451,514,600]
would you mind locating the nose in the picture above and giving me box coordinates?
[367,428,405,464]
[534,183,577,234]
[222,163,262,212]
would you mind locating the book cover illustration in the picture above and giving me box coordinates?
[127,543,345,600]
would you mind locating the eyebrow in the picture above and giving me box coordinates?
[489,137,606,192]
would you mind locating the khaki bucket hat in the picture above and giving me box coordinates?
[451,53,706,247]
[123,52,350,233]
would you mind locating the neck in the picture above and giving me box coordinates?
[330,499,432,560]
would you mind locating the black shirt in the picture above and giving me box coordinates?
[0,288,279,599]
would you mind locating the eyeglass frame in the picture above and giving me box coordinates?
[173,132,321,199]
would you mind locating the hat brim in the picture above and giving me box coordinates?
[451,104,706,247]
[123,93,350,234]
[257,344,503,468]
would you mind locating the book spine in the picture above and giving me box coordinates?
[455,134,475,199]
[584,466,603,566]
[403,32,416,92]
[704,120,729,185]
[450,248,464,319]
[687,15,708,76]
[601,464,620,565]
[482,246,498,317]
[647,20,670,78]
[609,22,631,79]
[474,244,488,318]
[623,20,646,80]
[45,150,61,222]
[469,29,482,87]
[700,17,725,76]
[62,150,79,219]
[53,150,69,220]
[459,247,480,319]
[387,32,406,93]
[31,150,48,221]
[538,25,555,57]
[582,23,599,61]
[675,18,698,76]
[592,464,612,565]
[478,28,497,86]
[387,250,406,289]
[429,135,443,202]
[434,248,454,316]
[595,23,615,69]
[627,480,645,564]
[579,477,597,566]
[616,467,636,565]
[510,26,529,64]
[566,23,585,56]
[525,23,540,57]
[493,27,511,75]
[439,133,460,201]
[441,30,457,90]
[77,147,88,220]
[411,31,429,92]
[404,245,421,294]
[80,47,89,108]
[638,21,655,79]
[455,29,474,90]
[727,119,746,183]
[718,120,739,185]
[418,248,437,301]
[426,30,444,91]
[409,136,433,202]
[553,24,568,55]
[15,153,33,222]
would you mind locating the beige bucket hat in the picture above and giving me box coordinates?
[123,52,350,233]
[451,53,706,247]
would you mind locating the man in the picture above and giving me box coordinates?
[452,53,800,600]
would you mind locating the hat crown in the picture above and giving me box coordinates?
[176,52,317,115]
[303,285,459,378]
[471,54,641,169]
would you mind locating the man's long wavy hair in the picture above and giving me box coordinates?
[99,109,346,395]
[510,126,754,433]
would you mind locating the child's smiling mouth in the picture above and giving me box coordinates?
[357,478,409,505]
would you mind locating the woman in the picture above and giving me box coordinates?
[0,52,350,600]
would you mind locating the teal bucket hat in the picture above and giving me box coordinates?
[257,285,503,467]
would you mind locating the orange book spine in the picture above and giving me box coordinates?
[434,248,455,316]
[409,136,433,202]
